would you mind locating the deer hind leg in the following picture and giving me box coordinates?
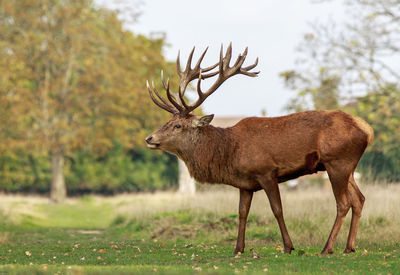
[321,162,352,254]
[234,189,254,254]
[344,174,365,253]
[259,177,294,254]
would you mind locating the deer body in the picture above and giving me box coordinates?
[176,110,371,189]
[145,44,373,255]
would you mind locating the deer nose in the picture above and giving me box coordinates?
[145,136,153,144]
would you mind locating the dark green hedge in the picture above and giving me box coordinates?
[0,145,177,195]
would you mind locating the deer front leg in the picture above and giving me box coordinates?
[234,189,253,254]
[259,177,294,254]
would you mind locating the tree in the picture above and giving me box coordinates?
[281,0,400,181]
[0,0,175,201]
[350,85,400,181]
[282,0,400,108]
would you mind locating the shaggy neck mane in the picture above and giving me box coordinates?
[178,125,237,184]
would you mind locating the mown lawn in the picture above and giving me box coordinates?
[0,184,399,274]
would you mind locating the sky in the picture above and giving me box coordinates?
[127,0,346,117]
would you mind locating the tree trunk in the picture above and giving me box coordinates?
[50,151,67,203]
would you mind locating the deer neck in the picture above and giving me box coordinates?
[178,125,236,184]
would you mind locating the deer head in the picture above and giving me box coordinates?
[145,43,259,154]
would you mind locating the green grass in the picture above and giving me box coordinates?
[0,185,399,274]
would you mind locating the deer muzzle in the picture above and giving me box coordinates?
[145,135,160,149]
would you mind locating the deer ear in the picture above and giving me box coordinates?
[192,114,214,127]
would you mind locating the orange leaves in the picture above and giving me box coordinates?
[0,0,174,156]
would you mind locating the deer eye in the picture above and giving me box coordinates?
[174,124,181,129]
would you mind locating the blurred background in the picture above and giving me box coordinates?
[0,0,399,203]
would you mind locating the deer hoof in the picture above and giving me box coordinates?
[321,249,333,255]
[233,248,244,255]
[344,248,356,253]
[284,247,294,254]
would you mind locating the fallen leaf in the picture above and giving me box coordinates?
[192,266,202,271]
[25,251,32,257]
[250,248,260,259]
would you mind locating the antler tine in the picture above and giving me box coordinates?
[178,85,190,110]
[151,80,178,112]
[200,70,219,79]
[177,47,196,98]
[196,70,204,97]
[184,46,196,72]
[240,70,260,77]
[146,80,178,114]
[161,71,184,112]
[223,42,233,70]
[232,47,248,69]
[151,80,167,104]
[219,44,224,75]
[239,52,260,76]
[241,57,260,77]
[176,50,182,77]
[193,46,208,70]
[193,46,219,74]
[242,57,259,71]
[242,46,248,57]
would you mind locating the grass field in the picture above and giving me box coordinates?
[0,183,399,274]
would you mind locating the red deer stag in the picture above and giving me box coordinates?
[145,44,374,255]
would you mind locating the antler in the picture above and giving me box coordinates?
[147,43,259,116]
[146,79,180,114]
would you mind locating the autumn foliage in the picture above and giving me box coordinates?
[0,0,178,199]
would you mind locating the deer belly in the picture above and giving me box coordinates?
[230,178,263,191]
[276,152,325,182]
